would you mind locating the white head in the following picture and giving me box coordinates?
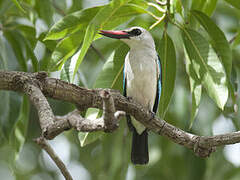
[99,26,155,49]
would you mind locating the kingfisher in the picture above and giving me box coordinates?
[99,27,161,165]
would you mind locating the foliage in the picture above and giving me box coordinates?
[0,0,240,179]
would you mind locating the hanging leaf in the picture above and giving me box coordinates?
[184,48,202,128]
[181,28,228,110]
[157,32,176,118]
[191,10,235,104]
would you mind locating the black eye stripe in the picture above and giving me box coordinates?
[128,28,142,36]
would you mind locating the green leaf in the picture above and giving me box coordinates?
[157,32,176,118]
[0,35,9,140]
[184,48,202,128]
[44,6,102,40]
[78,108,104,147]
[4,30,28,71]
[191,10,232,77]
[23,39,39,72]
[72,0,135,82]
[202,0,218,16]
[103,3,149,29]
[224,0,240,10]
[10,95,30,159]
[35,0,53,26]
[11,0,26,13]
[181,28,228,109]
[94,43,129,90]
[50,30,84,71]
[191,10,235,105]
[191,0,205,11]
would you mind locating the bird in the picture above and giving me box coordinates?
[99,27,161,165]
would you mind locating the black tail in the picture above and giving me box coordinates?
[131,129,149,165]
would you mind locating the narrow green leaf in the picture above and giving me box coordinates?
[44,6,102,40]
[50,30,84,71]
[35,0,53,26]
[78,108,104,147]
[224,0,240,10]
[4,30,28,71]
[191,10,235,104]
[72,0,136,82]
[191,10,232,77]
[191,0,205,11]
[94,43,128,90]
[0,35,9,140]
[11,0,26,13]
[10,96,30,158]
[185,48,202,128]
[181,28,228,109]
[202,0,218,16]
[158,32,176,118]
[24,39,39,72]
[103,4,149,29]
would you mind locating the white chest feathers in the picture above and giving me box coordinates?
[124,48,159,134]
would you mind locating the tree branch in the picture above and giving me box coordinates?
[1,71,240,158]
[34,137,73,180]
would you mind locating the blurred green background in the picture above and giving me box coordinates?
[0,0,240,180]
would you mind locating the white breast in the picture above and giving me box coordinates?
[125,48,158,134]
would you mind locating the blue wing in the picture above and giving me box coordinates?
[123,65,127,97]
[153,55,162,113]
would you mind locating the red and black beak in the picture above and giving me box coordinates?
[99,30,130,39]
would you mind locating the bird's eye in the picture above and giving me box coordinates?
[129,28,142,36]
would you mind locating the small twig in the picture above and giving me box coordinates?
[34,137,73,180]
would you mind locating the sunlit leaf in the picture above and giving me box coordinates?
[182,28,228,109]
[158,32,176,118]
[50,30,84,71]
[44,6,102,40]
[72,0,146,82]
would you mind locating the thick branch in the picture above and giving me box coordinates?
[1,71,240,157]
[34,137,73,180]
